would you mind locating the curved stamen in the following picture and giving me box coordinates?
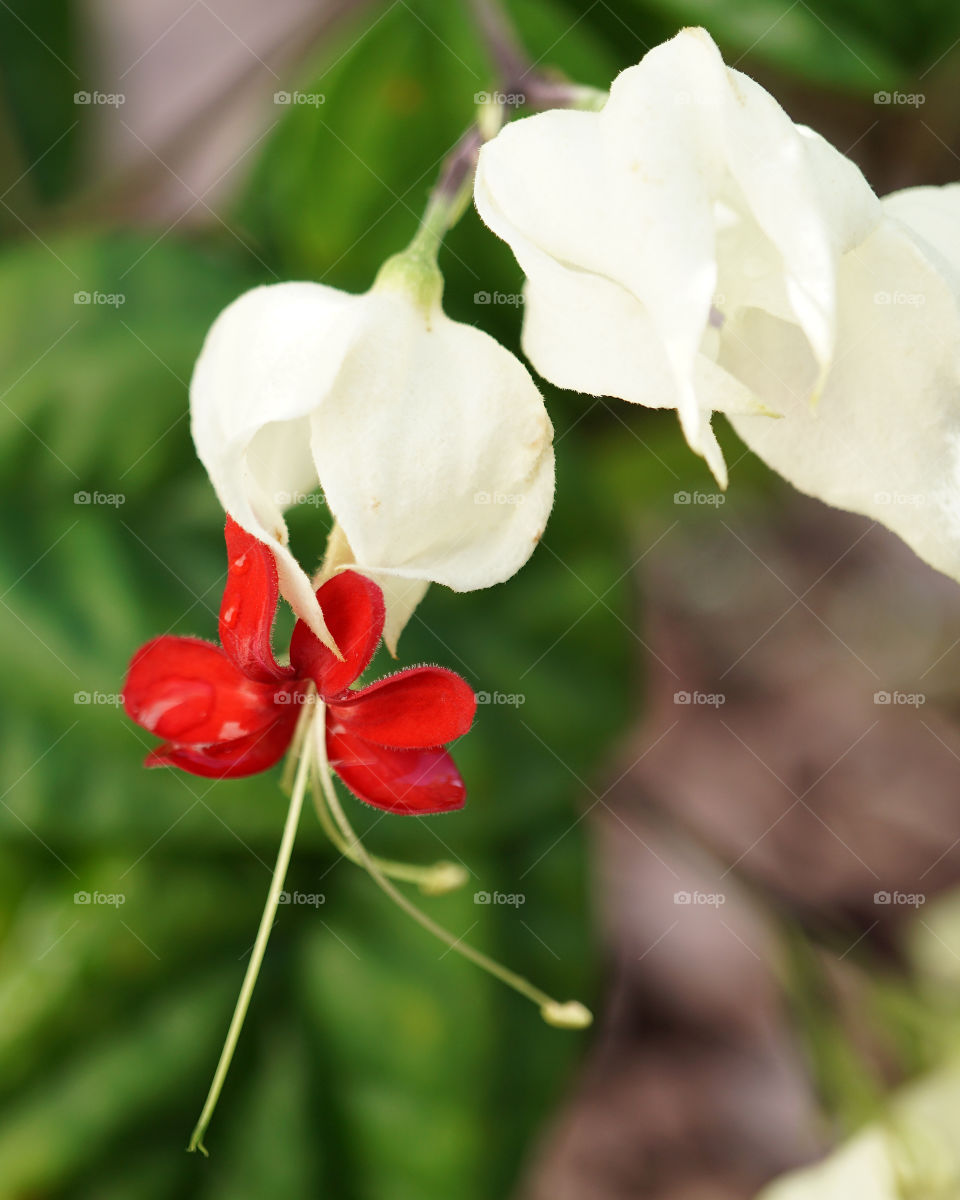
[307,751,467,894]
[311,701,592,1030]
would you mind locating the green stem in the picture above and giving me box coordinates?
[311,704,591,1029]
[187,735,312,1155]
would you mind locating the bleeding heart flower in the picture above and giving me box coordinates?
[726,185,960,584]
[190,262,555,654]
[474,26,880,484]
[123,519,477,815]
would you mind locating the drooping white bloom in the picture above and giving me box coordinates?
[190,269,554,652]
[758,1057,960,1199]
[474,26,881,485]
[726,186,960,581]
[475,28,960,584]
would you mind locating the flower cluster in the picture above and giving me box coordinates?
[120,22,960,1152]
[190,266,554,654]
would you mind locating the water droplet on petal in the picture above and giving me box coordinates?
[222,604,238,627]
[231,553,249,573]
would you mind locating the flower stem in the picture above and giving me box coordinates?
[311,704,592,1029]
[187,734,312,1155]
[468,0,530,89]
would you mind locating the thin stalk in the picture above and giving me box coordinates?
[188,730,312,1155]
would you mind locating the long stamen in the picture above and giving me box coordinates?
[188,718,313,1156]
[311,702,592,1030]
[283,690,464,893]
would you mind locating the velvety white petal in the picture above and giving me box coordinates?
[310,288,554,594]
[371,575,431,658]
[759,1059,960,1199]
[474,26,879,481]
[882,183,960,288]
[475,96,715,462]
[190,281,366,650]
[727,215,960,580]
[758,1129,898,1199]
[605,31,878,370]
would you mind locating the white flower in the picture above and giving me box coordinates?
[758,1057,960,1199]
[726,185,960,582]
[474,26,880,485]
[190,268,554,652]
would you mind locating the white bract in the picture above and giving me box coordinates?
[727,185,960,581]
[474,26,880,486]
[476,28,960,584]
[758,1057,960,1199]
[190,267,554,652]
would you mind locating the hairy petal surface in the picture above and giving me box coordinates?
[124,636,285,744]
[219,517,292,682]
[330,666,476,748]
[146,716,298,779]
[474,26,879,482]
[727,203,960,580]
[290,569,385,698]
[309,288,555,596]
[327,726,466,815]
[190,281,364,651]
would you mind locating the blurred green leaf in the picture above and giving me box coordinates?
[0,0,80,205]
[237,0,621,288]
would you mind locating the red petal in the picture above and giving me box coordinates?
[290,570,384,698]
[124,636,288,744]
[330,667,476,749]
[146,714,297,779]
[219,517,292,683]
[326,726,466,815]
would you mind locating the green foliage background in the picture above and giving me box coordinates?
[0,0,957,1196]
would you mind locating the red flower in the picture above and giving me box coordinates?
[123,519,476,814]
